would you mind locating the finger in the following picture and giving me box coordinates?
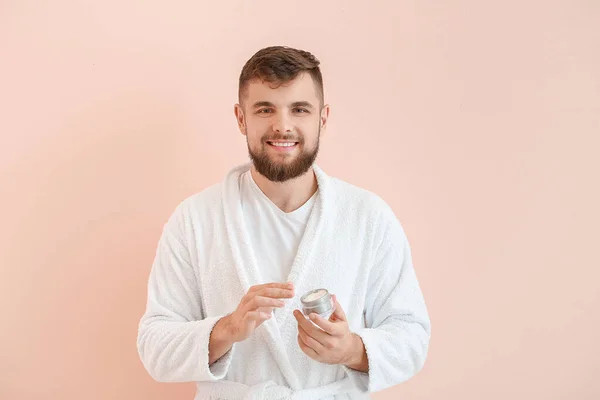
[330,294,347,322]
[297,334,320,360]
[298,321,326,348]
[258,287,295,299]
[293,310,330,341]
[245,296,285,312]
[244,311,272,322]
[249,282,294,293]
[308,312,340,335]
[329,298,339,321]
[297,324,325,354]
[256,306,274,315]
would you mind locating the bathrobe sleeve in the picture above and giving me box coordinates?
[137,205,235,382]
[344,203,432,393]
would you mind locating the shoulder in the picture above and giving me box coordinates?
[327,175,399,222]
[180,182,224,212]
[164,182,224,231]
[326,175,409,249]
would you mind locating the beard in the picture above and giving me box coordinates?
[247,129,320,183]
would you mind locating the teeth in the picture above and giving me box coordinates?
[270,142,296,147]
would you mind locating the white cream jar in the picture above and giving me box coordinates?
[300,288,334,322]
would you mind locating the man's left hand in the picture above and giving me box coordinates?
[293,294,364,367]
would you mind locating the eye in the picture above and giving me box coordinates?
[294,108,309,114]
[257,108,273,114]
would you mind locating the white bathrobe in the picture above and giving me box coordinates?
[137,162,431,399]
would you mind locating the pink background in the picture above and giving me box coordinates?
[1,1,599,399]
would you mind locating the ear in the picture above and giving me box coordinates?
[319,104,330,136]
[234,103,247,136]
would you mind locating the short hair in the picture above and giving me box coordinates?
[238,46,324,106]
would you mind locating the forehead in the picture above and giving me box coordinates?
[243,72,320,105]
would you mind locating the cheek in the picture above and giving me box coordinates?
[299,120,320,138]
[246,121,270,140]
[247,116,270,131]
[247,136,264,150]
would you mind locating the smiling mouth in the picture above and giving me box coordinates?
[267,141,299,148]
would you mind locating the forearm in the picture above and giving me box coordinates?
[343,333,369,372]
[137,315,230,382]
[208,315,235,365]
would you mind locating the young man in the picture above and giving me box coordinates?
[137,46,431,399]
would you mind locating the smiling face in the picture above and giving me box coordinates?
[235,72,329,182]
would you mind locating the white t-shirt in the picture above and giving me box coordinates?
[239,170,318,284]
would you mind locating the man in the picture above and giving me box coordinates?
[137,46,431,399]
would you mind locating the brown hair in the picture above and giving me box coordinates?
[238,46,324,106]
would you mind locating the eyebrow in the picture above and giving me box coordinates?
[291,101,315,109]
[252,101,316,109]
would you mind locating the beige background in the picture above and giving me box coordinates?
[1,1,599,399]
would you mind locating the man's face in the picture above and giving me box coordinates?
[235,72,329,182]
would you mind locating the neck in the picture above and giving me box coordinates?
[250,165,318,213]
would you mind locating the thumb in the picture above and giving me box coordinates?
[330,294,347,322]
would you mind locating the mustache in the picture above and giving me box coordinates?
[262,135,302,142]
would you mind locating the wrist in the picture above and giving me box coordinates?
[343,333,368,371]
[214,314,236,344]
[208,315,236,365]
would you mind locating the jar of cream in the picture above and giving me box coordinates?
[300,288,334,322]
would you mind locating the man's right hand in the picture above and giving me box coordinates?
[209,282,295,364]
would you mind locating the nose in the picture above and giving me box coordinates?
[272,112,293,133]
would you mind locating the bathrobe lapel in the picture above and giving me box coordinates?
[221,162,332,390]
[273,163,330,330]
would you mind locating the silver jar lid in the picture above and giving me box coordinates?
[300,288,332,315]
